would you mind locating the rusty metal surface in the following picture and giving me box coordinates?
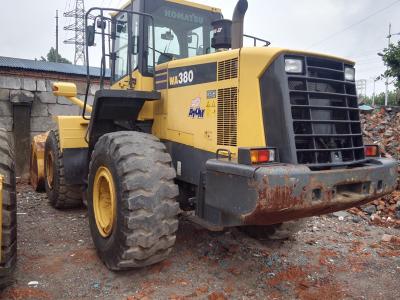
[242,159,398,225]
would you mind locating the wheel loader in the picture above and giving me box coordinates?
[30,0,397,270]
[0,129,16,287]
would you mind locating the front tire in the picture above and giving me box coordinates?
[88,131,179,270]
[44,130,82,209]
[0,129,16,289]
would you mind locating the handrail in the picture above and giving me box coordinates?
[83,7,156,121]
[243,34,270,47]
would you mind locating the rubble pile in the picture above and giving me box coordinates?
[361,107,400,160]
[349,108,400,227]
[348,191,400,228]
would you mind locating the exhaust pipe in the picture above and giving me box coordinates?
[231,0,248,49]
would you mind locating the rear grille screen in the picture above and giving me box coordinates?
[287,56,364,166]
[217,87,238,146]
[218,58,238,81]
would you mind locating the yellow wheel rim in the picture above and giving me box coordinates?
[93,166,116,238]
[45,151,54,189]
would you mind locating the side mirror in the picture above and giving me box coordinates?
[116,21,126,33]
[86,25,95,47]
[161,31,174,41]
[96,19,107,30]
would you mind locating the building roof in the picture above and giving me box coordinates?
[0,56,110,78]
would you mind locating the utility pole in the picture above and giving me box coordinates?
[371,77,379,106]
[56,10,59,62]
[385,23,391,106]
[384,23,400,106]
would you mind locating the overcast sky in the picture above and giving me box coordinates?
[1,0,399,95]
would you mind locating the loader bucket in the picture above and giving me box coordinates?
[30,132,49,192]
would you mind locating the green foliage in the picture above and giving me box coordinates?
[41,47,72,64]
[381,40,400,89]
[362,90,399,106]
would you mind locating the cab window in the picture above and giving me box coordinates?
[113,1,140,82]
[145,0,222,73]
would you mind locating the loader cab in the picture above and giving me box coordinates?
[111,0,222,83]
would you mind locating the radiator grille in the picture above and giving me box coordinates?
[217,87,238,146]
[287,56,365,167]
[218,58,238,81]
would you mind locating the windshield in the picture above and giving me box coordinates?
[145,0,222,71]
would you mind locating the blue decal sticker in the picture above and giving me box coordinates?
[188,97,205,119]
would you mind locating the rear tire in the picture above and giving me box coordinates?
[44,130,82,209]
[88,131,179,270]
[0,129,16,289]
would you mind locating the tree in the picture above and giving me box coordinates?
[41,47,72,64]
[381,41,400,90]
[361,91,399,106]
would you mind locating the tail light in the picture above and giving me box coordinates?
[238,147,277,165]
[364,145,380,157]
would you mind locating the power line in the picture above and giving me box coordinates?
[64,0,86,65]
[306,0,400,50]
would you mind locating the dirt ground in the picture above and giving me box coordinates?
[1,184,400,300]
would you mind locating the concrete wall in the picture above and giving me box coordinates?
[0,74,100,179]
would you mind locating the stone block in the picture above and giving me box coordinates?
[31,117,55,132]
[57,96,73,105]
[38,92,57,104]
[77,94,94,106]
[45,80,55,92]
[0,76,21,90]
[75,81,87,95]
[48,104,80,116]
[10,90,34,104]
[31,98,49,117]
[36,79,47,92]
[0,117,13,131]
[22,78,36,91]
[0,89,10,101]
[0,101,12,117]
[90,84,101,95]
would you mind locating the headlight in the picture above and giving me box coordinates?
[344,67,355,81]
[285,58,303,74]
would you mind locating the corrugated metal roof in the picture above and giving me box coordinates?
[0,56,110,78]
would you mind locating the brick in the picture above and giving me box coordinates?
[10,90,34,104]
[31,98,49,117]
[0,89,10,101]
[0,101,12,117]
[48,104,80,116]
[31,117,55,132]
[36,79,47,92]
[38,92,57,104]
[0,117,13,131]
[0,76,21,90]
[22,78,36,91]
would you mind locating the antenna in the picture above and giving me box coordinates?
[56,10,59,62]
[64,0,86,65]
